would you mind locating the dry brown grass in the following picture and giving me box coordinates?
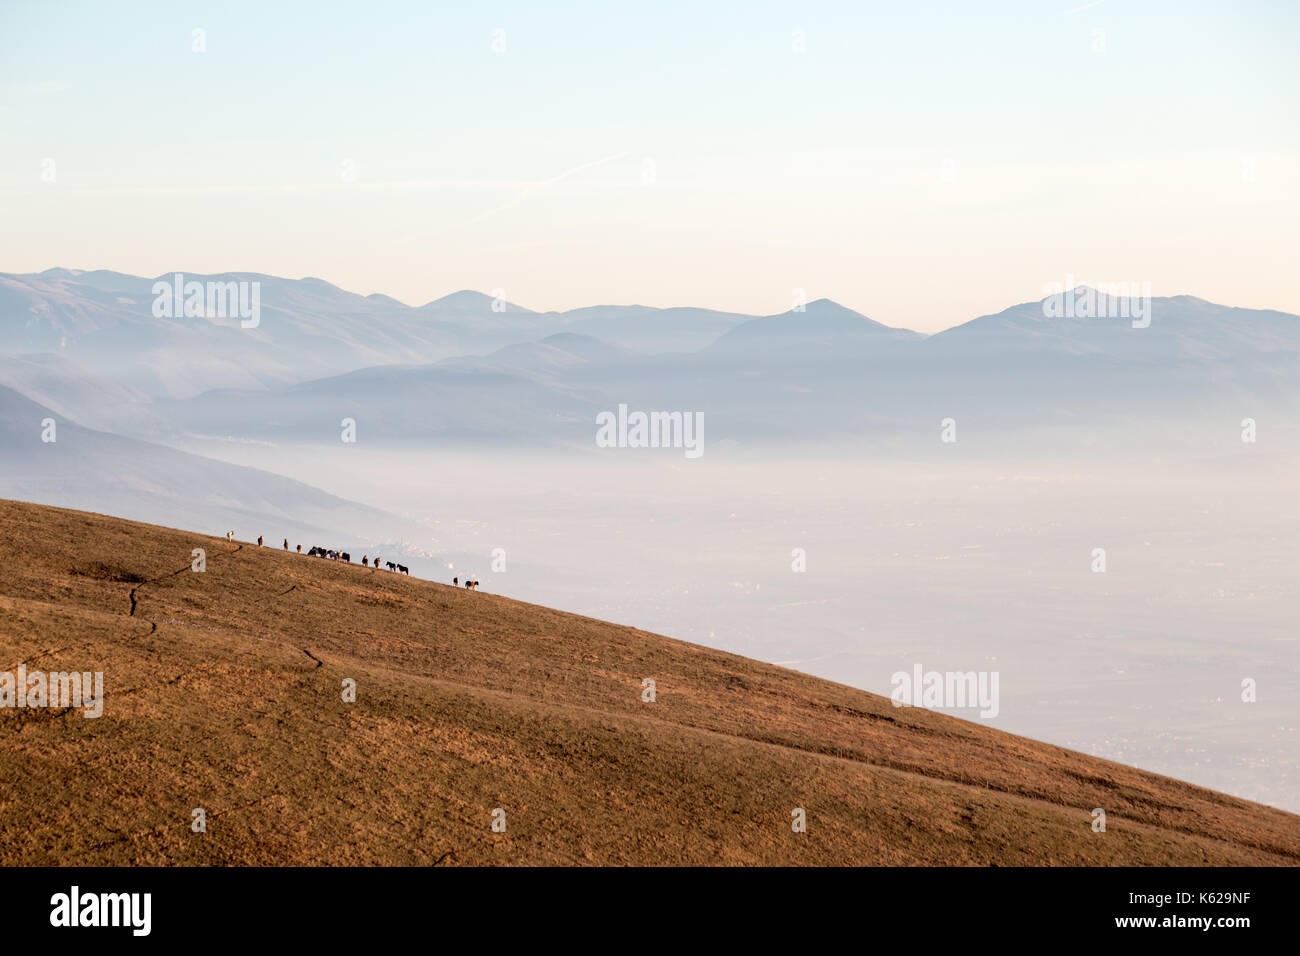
[0,498,1296,866]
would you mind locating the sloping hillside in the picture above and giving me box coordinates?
[0,499,1295,865]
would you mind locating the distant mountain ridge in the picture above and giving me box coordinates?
[0,269,762,396]
[0,384,415,551]
[929,290,1300,361]
[4,268,1299,450]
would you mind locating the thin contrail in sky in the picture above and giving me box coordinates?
[468,152,630,224]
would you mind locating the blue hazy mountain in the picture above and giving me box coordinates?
[3,271,1298,449]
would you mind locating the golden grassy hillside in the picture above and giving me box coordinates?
[0,499,1296,866]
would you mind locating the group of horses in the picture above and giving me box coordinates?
[304,543,408,574]
[247,534,410,574]
[368,557,410,574]
[306,545,351,563]
[238,533,467,585]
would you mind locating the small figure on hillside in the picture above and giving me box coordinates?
[283,538,289,550]
[226,530,234,543]
[362,556,369,567]
[257,536,263,547]
[453,576,458,587]
[296,544,302,554]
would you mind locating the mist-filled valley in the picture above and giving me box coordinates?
[170,439,1300,814]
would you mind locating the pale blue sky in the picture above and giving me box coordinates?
[2,0,1297,330]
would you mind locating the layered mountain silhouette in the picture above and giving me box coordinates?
[0,384,412,552]
[3,268,1299,453]
[0,270,753,396]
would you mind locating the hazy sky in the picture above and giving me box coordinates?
[2,0,1297,332]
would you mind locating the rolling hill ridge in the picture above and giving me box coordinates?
[1,499,1296,865]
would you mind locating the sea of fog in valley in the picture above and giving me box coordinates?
[175,437,1300,814]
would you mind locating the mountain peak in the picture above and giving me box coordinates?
[797,297,860,316]
[706,297,919,353]
[420,289,510,310]
[365,292,411,308]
